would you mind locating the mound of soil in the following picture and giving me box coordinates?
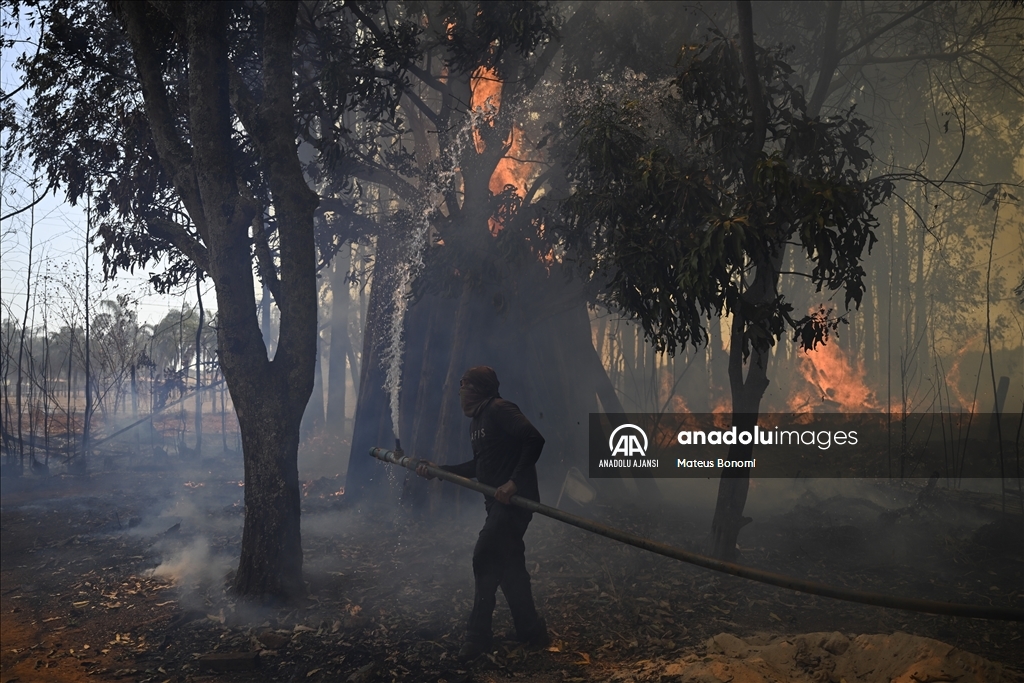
[611,631,1018,683]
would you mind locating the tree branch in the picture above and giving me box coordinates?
[860,50,964,65]
[227,66,265,143]
[839,1,936,59]
[735,0,766,155]
[807,0,842,118]
[144,215,210,272]
[401,88,441,126]
[346,159,421,202]
[260,1,320,374]
[406,61,450,95]
[251,212,281,302]
[0,192,46,222]
[119,1,207,238]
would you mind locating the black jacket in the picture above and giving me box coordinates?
[442,397,544,506]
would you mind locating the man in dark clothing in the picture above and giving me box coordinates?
[417,366,548,660]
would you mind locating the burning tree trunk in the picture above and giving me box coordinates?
[342,3,662,509]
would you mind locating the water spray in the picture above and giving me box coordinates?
[379,113,485,440]
[369,446,1024,622]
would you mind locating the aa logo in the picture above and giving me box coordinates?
[608,424,648,458]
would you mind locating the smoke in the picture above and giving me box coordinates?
[149,536,232,589]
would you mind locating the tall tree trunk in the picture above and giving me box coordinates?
[15,192,34,472]
[220,369,228,453]
[194,276,204,456]
[431,283,474,467]
[327,246,352,431]
[864,254,877,383]
[82,194,92,471]
[122,1,319,600]
[346,236,400,503]
[913,190,929,383]
[710,4,775,559]
[261,282,273,357]
[301,333,325,440]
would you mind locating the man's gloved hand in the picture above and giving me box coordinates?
[416,461,437,480]
[494,480,517,504]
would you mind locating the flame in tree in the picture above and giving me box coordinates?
[470,66,541,236]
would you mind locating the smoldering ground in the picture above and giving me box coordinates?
[1,442,1022,682]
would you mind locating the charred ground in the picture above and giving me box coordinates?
[1,449,1021,683]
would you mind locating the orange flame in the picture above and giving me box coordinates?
[489,127,534,196]
[469,66,546,245]
[789,340,878,413]
[710,398,731,428]
[711,397,731,415]
[471,66,502,154]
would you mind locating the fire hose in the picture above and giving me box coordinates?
[370,446,1024,622]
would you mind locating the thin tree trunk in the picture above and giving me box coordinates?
[15,190,35,472]
[432,282,474,467]
[984,205,1006,509]
[302,338,325,439]
[327,246,352,430]
[43,307,51,466]
[67,325,74,462]
[261,281,273,357]
[346,235,400,502]
[195,276,204,456]
[220,368,228,453]
[709,254,780,560]
[82,193,93,471]
[913,189,929,381]
[864,254,877,382]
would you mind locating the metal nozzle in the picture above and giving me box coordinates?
[370,446,413,468]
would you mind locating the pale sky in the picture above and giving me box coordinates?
[2,7,205,328]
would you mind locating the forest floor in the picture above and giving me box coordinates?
[1,449,1022,683]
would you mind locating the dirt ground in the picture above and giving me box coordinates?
[1,453,1022,683]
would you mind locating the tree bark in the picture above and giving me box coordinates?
[709,254,779,560]
[121,1,319,600]
[707,2,782,562]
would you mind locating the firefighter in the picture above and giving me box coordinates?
[417,366,549,660]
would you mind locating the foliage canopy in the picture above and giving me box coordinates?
[560,34,893,357]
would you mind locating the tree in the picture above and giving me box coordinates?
[338,0,579,501]
[14,0,412,600]
[560,7,892,559]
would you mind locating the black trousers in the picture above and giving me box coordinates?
[466,503,542,646]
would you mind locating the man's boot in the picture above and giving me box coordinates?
[517,618,550,648]
[458,640,489,661]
